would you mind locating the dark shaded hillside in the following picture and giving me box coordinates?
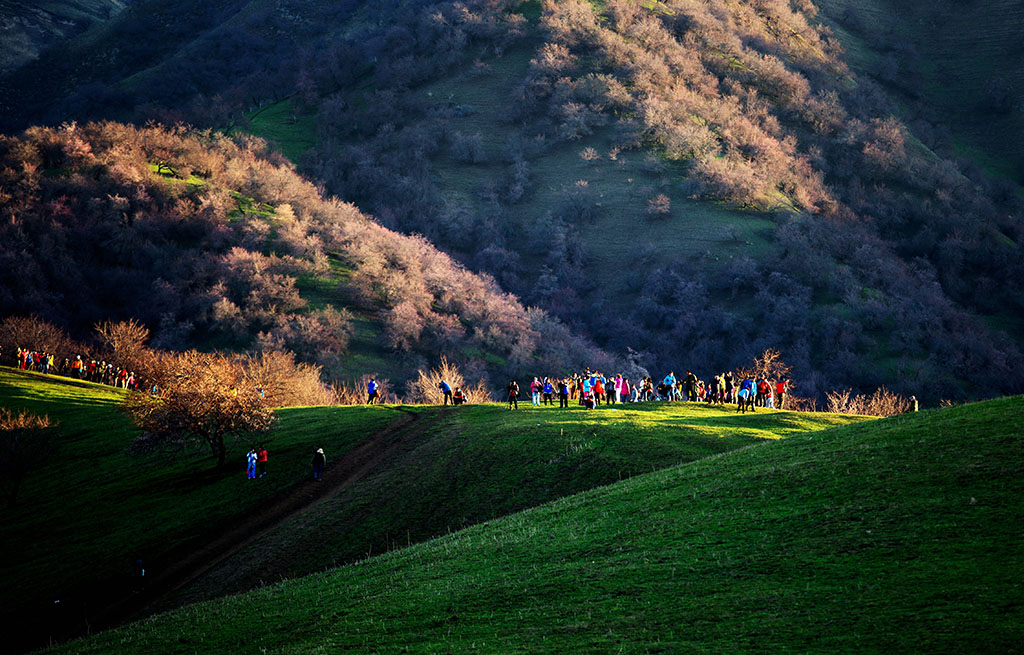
[0,0,1022,400]
[815,0,1024,184]
[0,122,610,382]
[0,0,128,76]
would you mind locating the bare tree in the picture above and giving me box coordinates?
[408,356,493,404]
[123,351,274,468]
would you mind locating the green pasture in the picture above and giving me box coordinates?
[168,400,861,609]
[245,99,316,163]
[0,368,400,623]
[53,396,1024,653]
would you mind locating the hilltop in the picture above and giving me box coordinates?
[0,366,862,651]
[45,392,1024,653]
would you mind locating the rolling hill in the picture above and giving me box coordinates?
[41,390,1024,653]
[0,366,862,652]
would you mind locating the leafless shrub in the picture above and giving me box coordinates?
[407,355,493,404]
[333,374,397,405]
[825,386,911,417]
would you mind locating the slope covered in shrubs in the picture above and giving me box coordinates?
[1,0,1022,401]
[0,121,609,382]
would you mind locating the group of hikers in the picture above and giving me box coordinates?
[506,370,789,412]
[362,369,791,412]
[12,347,145,390]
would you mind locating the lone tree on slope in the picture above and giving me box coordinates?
[124,350,274,468]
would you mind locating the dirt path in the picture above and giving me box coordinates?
[23,406,439,652]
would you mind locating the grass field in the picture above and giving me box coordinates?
[49,395,1024,654]
[1,367,864,650]
[0,368,400,644]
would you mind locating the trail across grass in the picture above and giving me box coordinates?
[1,367,862,651]
[54,396,1024,654]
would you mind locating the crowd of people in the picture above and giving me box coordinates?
[11,347,146,390]
[510,370,790,412]
[398,369,792,412]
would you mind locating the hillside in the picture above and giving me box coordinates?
[0,367,862,651]
[48,395,1024,654]
[0,120,611,384]
[0,0,128,75]
[0,0,1022,401]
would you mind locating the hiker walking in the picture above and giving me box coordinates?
[311,448,326,481]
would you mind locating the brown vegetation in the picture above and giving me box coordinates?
[0,408,57,507]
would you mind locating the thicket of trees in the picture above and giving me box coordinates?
[1,0,1021,401]
[0,122,612,387]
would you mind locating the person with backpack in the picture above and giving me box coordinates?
[246,448,258,480]
[453,387,466,405]
[367,378,379,404]
[558,379,570,408]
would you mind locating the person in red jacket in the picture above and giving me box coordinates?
[257,445,268,478]
[775,379,789,410]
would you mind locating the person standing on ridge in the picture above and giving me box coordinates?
[507,380,520,410]
[775,378,789,410]
[367,378,379,404]
[663,371,676,401]
[439,379,453,405]
[558,378,570,408]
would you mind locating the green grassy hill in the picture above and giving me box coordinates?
[0,367,862,651]
[50,395,1024,654]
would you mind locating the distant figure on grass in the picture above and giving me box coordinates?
[311,448,326,481]
[439,380,453,405]
[453,387,466,405]
[775,379,789,410]
[257,444,268,477]
[530,378,541,406]
[507,380,519,410]
[367,378,379,404]
[558,379,570,408]
[909,395,919,412]
[663,371,676,401]
[543,379,554,405]
[246,448,258,480]
[737,378,756,413]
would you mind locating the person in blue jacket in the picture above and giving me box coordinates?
[439,380,453,405]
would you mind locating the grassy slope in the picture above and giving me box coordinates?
[0,368,401,619]
[57,396,1024,654]
[168,399,857,609]
[815,0,1024,183]
[0,368,861,633]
